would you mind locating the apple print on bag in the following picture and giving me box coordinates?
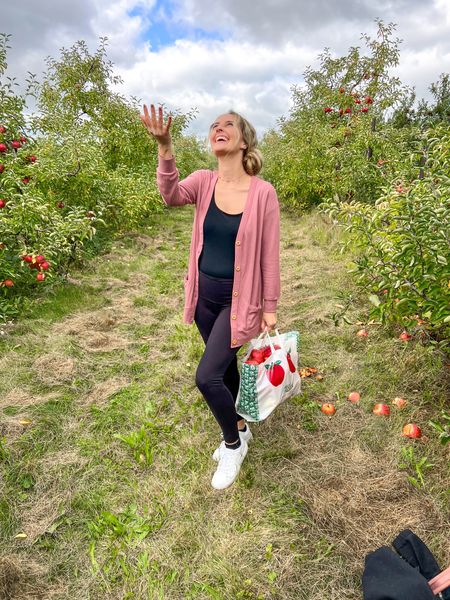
[265,359,285,386]
[236,329,301,422]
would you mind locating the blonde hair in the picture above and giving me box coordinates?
[210,110,263,176]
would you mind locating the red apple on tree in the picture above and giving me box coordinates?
[0,199,5,209]
[0,164,4,173]
[0,125,6,133]
[2,279,14,287]
[36,272,45,281]
[0,144,7,153]
[11,140,21,149]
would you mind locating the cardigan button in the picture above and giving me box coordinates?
[231,314,237,320]
[236,240,241,245]
[233,291,238,296]
[235,266,240,271]
[232,338,237,344]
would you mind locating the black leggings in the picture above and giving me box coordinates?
[194,270,244,444]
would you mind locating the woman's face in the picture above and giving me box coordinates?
[209,114,246,157]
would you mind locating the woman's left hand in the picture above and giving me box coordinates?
[261,312,277,333]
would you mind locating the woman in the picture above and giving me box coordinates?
[140,104,281,490]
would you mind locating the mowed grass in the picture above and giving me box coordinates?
[0,206,449,600]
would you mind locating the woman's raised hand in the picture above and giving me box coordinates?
[140,103,172,146]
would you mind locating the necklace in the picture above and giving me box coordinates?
[218,173,246,184]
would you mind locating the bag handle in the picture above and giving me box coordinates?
[254,327,285,353]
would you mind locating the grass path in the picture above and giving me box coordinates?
[0,206,448,599]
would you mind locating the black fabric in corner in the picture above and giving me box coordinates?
[392,529,441,579]
[392,529,450,600]
[362,546,436,600]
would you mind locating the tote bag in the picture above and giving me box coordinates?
[235,328,301,422]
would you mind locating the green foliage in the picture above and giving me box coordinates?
[0,34,207,321]
[114,425,155,466]
[399,445,434,489]
[429,411,450,445]
[261,20,411,208]
[391,73,450,128]
[320,123,450,340]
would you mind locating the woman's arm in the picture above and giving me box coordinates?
[140,104,201,207]
[156,156,202,207]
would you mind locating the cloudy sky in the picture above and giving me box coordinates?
[2,0,450,140]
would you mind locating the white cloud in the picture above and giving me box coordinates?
[114,39,315,138]
[1,0,449,140]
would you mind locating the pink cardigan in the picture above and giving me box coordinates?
[156,156,281,349]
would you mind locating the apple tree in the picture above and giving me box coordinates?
[261,19,412,208]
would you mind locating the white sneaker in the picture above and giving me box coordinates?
[212,425,253,462]
[211,438,248,490]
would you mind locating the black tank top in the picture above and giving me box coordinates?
[198,189,243,278]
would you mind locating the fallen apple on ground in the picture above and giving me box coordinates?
[373,403,390,416]
[348,391,361,403]
[392,397,407,409]
[321,403,336,415]
[399,331,412,341]
[299,367,318,378]
[356,329,369,337]
[402,423,422,439]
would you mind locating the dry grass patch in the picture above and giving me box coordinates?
[0,555,61,600]
[82,376,131,406]
[32,354,76,386]
[0,389,61,410]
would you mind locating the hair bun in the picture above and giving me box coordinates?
[243,148,263,176]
